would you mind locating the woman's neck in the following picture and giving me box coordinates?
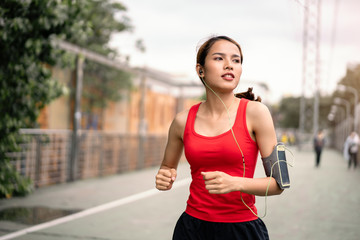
[203,92,236,117]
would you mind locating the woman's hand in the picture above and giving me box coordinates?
[155,168,177,191]
[201,171,241,194]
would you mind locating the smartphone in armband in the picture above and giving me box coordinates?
[276,144,290,188]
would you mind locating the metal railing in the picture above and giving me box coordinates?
[7,129,167,188]
[331,104,360,151]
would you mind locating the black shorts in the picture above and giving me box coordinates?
[173,212,269,240]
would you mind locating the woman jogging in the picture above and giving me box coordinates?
[155,35,287,240]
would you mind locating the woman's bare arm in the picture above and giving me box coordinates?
[155,110,188,191]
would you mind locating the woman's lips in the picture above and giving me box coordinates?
[221,73,235,81]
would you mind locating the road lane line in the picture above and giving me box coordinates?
[0,177,191,240]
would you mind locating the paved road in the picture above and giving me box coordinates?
[0,147,359,240]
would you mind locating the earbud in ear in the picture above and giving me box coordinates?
[199,69,203,75]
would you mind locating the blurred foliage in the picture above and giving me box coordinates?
[276,96,332,131]
[0,0,135,197]
[333,64,360,113]
[0,0,88,198]
[276,64,360,132]
[277,97,301,129]
[339,64,360,92]
[0,162,33,198]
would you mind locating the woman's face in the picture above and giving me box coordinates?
[201,40,242,92]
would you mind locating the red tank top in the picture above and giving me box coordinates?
[183,98,259,222]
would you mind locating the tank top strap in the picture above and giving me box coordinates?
[184,102,201,139]
[238,98,249,124]
[236,98,251,137]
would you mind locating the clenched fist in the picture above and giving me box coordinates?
[201,171,240,194]
[155,168,177,190]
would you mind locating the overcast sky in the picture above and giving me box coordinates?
[109,0,360,103]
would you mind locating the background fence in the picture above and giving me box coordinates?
[330,104,360,152]
[7,106,360,190]
[7,129,168,188]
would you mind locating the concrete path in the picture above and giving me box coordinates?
[0,147,359,240]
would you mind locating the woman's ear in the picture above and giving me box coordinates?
[196,64,204,77]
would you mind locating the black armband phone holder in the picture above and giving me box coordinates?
[262,142,290,189]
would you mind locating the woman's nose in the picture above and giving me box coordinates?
[223,57,233,70]
[224,62,233,70]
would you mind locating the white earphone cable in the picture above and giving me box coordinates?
[201,77,294,218]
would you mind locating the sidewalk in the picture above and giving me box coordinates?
[261,147,360,240]
[0,147,359,239]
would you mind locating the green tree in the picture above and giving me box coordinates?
[1,0,136,197]
[1,0,137,197]
[0,0,90,198]
[0,0,88,198]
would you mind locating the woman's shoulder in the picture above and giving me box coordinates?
[245,100,271,117]
[173,108,190,127]
[171,103,200,132]
[244,100,274,132]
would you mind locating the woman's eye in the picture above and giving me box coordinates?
[233,59,240,63]
[214,57,223,61]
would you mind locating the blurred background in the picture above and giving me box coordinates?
[0,0,359,238]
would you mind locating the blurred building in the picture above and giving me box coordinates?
[37,65,202,135]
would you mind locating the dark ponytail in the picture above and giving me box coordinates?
[235,87,261,102]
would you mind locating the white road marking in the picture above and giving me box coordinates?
[0,178,191,240]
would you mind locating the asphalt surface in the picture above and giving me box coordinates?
[0,147,359,240]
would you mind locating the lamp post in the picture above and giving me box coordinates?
[337,84,359,132]
[334,97,351,137]
[329,105,346,146]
